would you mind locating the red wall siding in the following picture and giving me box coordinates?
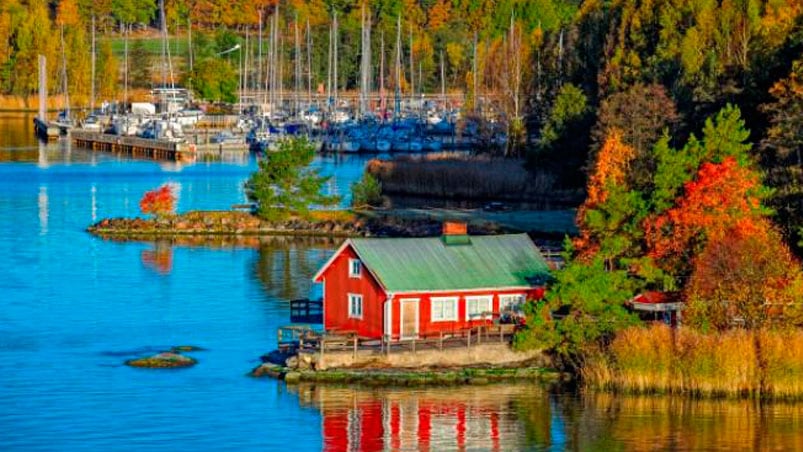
[389,288,543,339]
[319,245,387,338]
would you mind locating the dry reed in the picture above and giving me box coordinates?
[585,325,803,399]
[365,155,559,201]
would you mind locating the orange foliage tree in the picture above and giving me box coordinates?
[140,184,176,217]
[574,129,639,260]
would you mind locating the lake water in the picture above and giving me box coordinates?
[2,113,803,451]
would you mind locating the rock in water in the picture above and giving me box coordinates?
[125,352,197,368]
[169,345,206,353]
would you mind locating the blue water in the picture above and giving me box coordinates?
[3,117,803,451]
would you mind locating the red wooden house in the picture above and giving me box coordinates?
[312,224,550,341]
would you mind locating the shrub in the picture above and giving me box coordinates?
[140,184,176,217]
[351,173,383,208]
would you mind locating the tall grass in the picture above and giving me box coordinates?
[365,155,568,202]
[584,325,803,399]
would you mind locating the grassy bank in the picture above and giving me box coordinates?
[366,154,582,205]
[584,324,803,399]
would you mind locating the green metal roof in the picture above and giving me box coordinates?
[349,234,550,293]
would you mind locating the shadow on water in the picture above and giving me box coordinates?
[250,236,337,302]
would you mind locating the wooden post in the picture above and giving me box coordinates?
[478,326,482,345]
[439,332,443,351]
[467,329,471,349]
[500,326,503,343]
[321,339,325,359]
[412,338,416,354]
[353,336,358,361]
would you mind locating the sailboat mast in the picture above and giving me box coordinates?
[91,14,95,112]
[395,15,401,120]
[326,15,332,113]
[277,4,283,114]
[306,18,312,106]
[124,22,128,112]
[295,13,301,116]
[257,10,262,107]
[472,32,477,113]
[333,11,338,110]
[60,24,70,120]
[409,24,414,101]
[380,30,385,121]
[244,27,249,108]
[440,50,445,108]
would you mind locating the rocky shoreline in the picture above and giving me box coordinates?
[249,363,562,386]
[87,210,506,239]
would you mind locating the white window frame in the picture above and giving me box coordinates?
[465,295,493,321]
[348,258,361,278]
[348,293,363,319]
[431,296,458,322]
[499,293,526,313]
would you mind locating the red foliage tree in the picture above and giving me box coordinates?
[140,184,176,217]
[645,157,768,267]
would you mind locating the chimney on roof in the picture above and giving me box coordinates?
[442,221,467,236]
[442,222,471,245]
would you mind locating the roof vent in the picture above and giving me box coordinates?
[442,222,471,245]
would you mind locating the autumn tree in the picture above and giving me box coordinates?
[685,224,803,331]
[761,59,803,241]
[140,184,177,217]
[591,83,680,190]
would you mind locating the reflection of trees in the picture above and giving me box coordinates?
[141,241,173,274]
[568,393,803,450]
[251,236,337,301]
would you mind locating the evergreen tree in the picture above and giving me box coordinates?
[245,137,340,221]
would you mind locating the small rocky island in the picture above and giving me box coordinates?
[88,210,505,239]
[124,346,205,369]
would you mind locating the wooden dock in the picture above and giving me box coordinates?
[72,130,197,161]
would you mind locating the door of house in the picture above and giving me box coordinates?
[400,299,419,339]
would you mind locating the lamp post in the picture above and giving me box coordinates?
[217,44,242,114]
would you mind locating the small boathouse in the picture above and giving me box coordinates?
[312,223,550,342]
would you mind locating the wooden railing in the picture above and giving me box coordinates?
[277,323,519,360]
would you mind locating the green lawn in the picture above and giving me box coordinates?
[106,37,190,57]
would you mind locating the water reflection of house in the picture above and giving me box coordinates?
[312,222,550,341]
[311,386,527,452]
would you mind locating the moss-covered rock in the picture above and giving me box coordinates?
[125,352,197,368]
[249,363,286,378]
[284,371,302,384]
